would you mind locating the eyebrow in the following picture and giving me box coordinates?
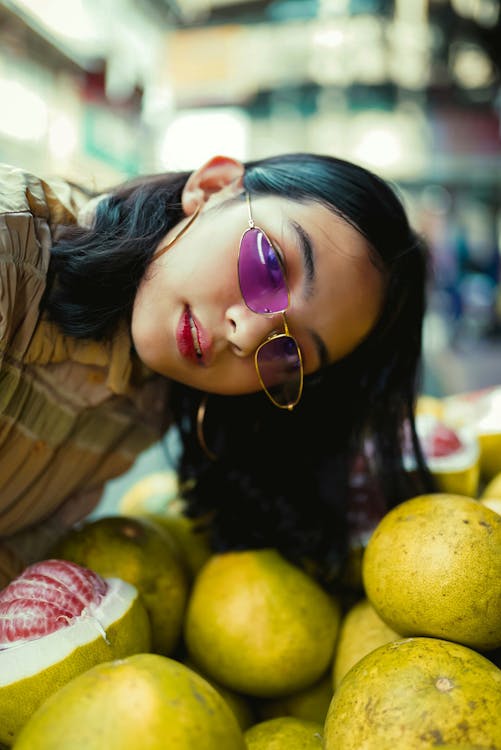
[290,220,315,295]
[289,219,330,369]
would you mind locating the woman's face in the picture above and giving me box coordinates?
[131,193,386,399]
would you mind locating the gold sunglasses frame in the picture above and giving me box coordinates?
[241,193,304,411]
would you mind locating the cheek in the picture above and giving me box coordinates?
[130,274,167,366]
[317,267,385,362]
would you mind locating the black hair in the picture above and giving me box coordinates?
[44,153,435,592]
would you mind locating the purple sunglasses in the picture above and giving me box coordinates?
[238,193,304,410]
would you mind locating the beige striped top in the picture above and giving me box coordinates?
[0,164,170,580]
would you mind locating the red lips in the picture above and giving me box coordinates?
[176,306,210,365]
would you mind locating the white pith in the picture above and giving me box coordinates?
[404,414,480,472]
[0,578,136,684]
[443,386,501,436]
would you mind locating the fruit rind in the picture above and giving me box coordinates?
[0,578,151,745]
[362,494,501,650]
[184,549,341,698]
[324,637,501,750]
[12,653,247,750]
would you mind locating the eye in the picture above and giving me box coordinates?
[264,244,286,288]
[259,228,287,279]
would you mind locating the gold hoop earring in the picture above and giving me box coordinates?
[196,394,218,461]
[153,205,201,261]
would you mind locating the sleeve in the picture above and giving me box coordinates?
[0,163,82,366]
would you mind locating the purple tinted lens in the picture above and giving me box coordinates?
[239,227,288,314]
[256,335,302,406]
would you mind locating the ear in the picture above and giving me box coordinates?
[181,155,245,215]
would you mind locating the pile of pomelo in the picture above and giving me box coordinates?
[1,433,501,748]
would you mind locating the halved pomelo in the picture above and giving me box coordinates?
[443,386,501,482]
[405,413,480,497]
[0,559,151,746]
[50,515,189,656]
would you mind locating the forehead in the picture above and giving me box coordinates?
[253,194,378,271]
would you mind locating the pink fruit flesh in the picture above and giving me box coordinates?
[427,423,463,458]
[0,559,108,648]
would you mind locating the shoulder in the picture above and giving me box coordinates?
[0,163,84,357]
[0,162,86,227]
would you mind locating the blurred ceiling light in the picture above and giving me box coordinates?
[349,16,388,84]
[0,77,48,140]
[388,20,431,89]
[348,109,428,178]
[312,27,345,47]
[353,127,403,169]
[451,43,495,88]
[310,15,387,85]
[451,0,500,27]
[309,20,350,85]
[394,0,427,23]
[159,108,250,170]
[48,111,79,161]
[4,0,104,56]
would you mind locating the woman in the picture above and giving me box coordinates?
[0,153,433,588]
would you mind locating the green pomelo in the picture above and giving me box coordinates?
[183,657,255,731]
[0,578,150,746]
[51,515,189,655]
[362,494,501,650]
[244,717,323,749]
[332,597,401,689]
[184,549,341,698]
[324,637,501,750]
[118,470,180,515]
[144,511,212,582]
[257,673,332,725]
[13,653,246,750]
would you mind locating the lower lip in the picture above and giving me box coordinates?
[176,307,203,364]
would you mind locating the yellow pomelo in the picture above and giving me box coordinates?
[244,717,323,750]
[409,414,480,497]
[332,597,401,689]
[183,657,255,731]
[13,653,246,750]
[145,512,212,581]
[51,515,189,655]
[481,496,501,515]
[415,394,444,419]
[118,470,179,515]
[0,578,150,746]
[257,672,332,725]
[478,433,501,481]
[184,549,341,698]
[362,494,501,650]
[324,637,501,750]
[432,461,479,498]
[481,470,501,499]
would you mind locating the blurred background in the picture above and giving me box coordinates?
[0,0,500,500]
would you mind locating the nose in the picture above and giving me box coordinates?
[225,303,282,357]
